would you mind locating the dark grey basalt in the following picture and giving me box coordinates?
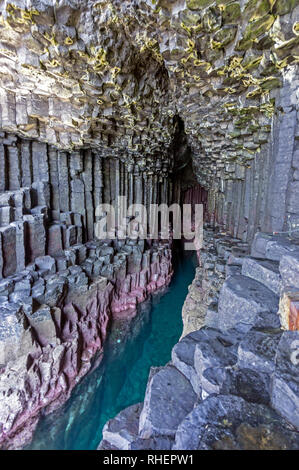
[242,257,282,295]
[101,403,142,451]
[251,233,299,261]
[139,365,197,439]
[171,332,202,396]
[130,436,174,451]
[99,233,299,451]
[173,395,299,450]
[193,328,242,397]
[279,252,299,289]
[208,275,280,333]
[271,331,299,430]
[220,367,272,406]
[237,329,283,374]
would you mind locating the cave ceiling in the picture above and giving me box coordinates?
[0,0,298,186]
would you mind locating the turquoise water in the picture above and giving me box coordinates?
[28,247,197,450]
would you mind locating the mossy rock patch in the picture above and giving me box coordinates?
[187,0,215,10]
[242,54,263,70]
[237,14,275,49]
[273,0,297,15]
[244,14,275,39]
[213,25,238,47]
[202,7,222,32]
[260,76,281,90]
[244,0,274,21]
[293,22,299,36]
[222,2,242,23]
[180,10,202,27]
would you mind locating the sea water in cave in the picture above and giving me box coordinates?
[27,244,197,450]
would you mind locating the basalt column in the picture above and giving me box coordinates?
[0,132,175,449]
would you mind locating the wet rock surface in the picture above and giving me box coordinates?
[173,395,299,450]
[139,365,197,439]
[182,229,249,337]
[0,237,172,449]
[100,403,143,451]
[99,231,299,451]
[212,274,280,333]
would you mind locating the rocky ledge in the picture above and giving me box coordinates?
[0,236,172,450]
[99,230,299,450]
[182,227,250,337]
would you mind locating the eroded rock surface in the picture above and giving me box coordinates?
[182,228,249,336]
[99,231,299,451]
[0,237,172,449]
[0,1,298,241]
[173,395,299,450]
[139,365,197,439]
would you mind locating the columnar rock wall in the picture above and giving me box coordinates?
[183,183,208,217]
[207,66,299,239]
[181,227,249,337]
[0,131,174,280]
[0,129,175,449]
[0,0,298,242]
[0,236,172,449]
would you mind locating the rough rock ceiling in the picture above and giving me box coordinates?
[0,0,298,185]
